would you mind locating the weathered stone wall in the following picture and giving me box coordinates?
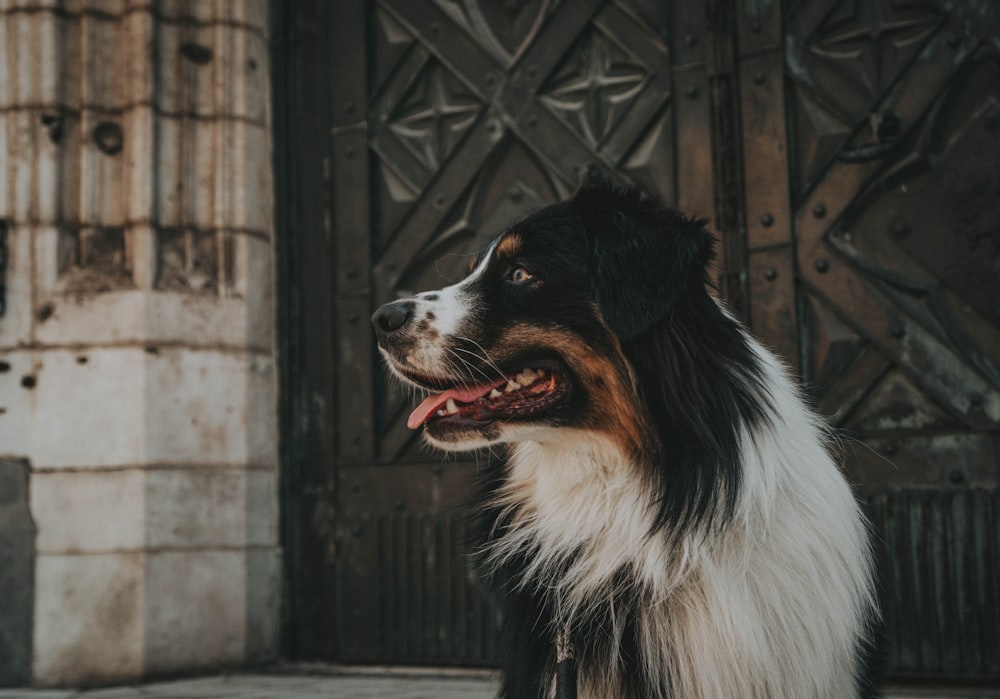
[0,0,279,686]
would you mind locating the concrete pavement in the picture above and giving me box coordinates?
[0,669,497,699]
[1,669,997,698]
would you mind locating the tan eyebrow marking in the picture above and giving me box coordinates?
[495,233,523,259]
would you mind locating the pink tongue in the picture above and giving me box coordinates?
[407,381,502,429]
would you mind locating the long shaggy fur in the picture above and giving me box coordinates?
[373,183,881,698]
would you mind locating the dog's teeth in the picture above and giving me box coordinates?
[445,398,459,414]
[517,369,538,384]
[436,409,446,416]
[489,388,503,399]
[535,368,547,377]
[505,380,519,393]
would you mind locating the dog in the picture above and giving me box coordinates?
[372,183,880,698]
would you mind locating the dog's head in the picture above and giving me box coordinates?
[372,183,715,454]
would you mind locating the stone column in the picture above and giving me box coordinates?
[0,0,279,686]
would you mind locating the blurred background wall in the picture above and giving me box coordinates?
[0,0,279,686]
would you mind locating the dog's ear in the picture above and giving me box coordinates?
[573,183,714,342]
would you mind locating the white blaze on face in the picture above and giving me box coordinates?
[395,240,499,376]
[421,284,465,337]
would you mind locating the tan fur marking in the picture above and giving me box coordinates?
[495,233,523,260]
[494,324,652,459]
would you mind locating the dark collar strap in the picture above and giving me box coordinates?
[555,626,577,699]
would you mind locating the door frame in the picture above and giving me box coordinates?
[271,0,340,659]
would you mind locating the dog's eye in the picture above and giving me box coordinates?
[508,266,534,283]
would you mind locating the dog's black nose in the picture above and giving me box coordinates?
[372,301,413,338]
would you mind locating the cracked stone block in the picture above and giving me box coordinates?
[56,227,134,293]
[155,227,219,293]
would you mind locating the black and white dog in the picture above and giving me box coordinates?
[373,184,880,698]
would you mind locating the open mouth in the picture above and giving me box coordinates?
[403,360,572,430]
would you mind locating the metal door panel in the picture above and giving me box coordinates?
[783,0,1000,681]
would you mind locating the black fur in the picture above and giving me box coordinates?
[574,184,772,533]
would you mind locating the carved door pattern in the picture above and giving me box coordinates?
[281,0,1000,679]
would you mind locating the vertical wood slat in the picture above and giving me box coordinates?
[737,3,799,371]
[449,515,466,659]
[869,491,1000,679]
[704,0,749,318]
[671,0,714,225]
[868,495,896,671]
[897,492,920,672]
[372,510,499,665]
[273,0,340,659]
[978,490,1000,675]
[331,0,375,465]
[915,495,937,671]
[940,494,960,672]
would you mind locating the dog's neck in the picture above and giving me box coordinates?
[487,434,673,602]
[505,432,642,520]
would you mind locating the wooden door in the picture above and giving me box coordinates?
[777,1,1000,681]
[275,0,1000,680]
